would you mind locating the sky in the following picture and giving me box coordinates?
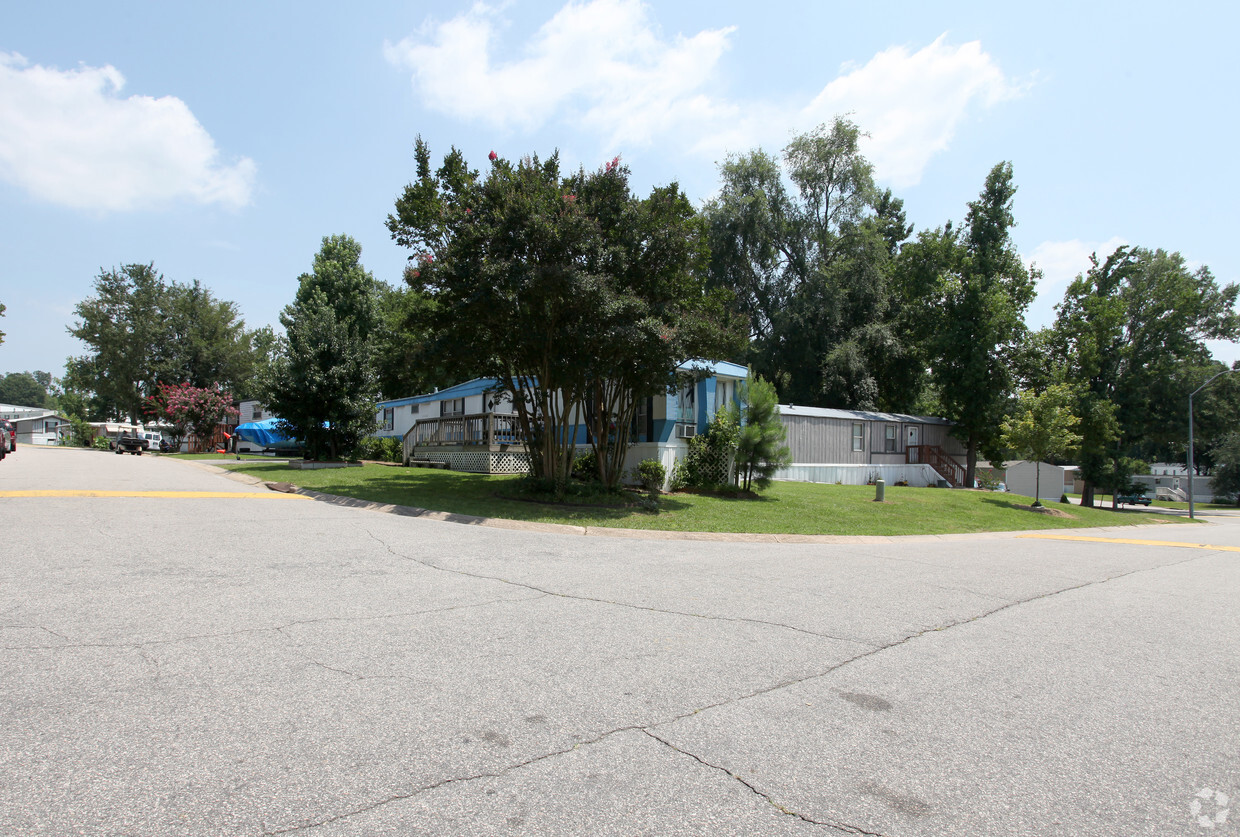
[2,0,1238,381]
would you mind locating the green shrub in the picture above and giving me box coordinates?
[677,408,739,490]
[69,416,95,447]
[636,458,666,492]
[356,436,403,462]
[92,436,111,451]
[572,449,598,482]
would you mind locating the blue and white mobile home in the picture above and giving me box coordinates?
[374,360,749,480]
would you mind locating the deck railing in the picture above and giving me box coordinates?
[407,412,525,448]
[907,444,965,487]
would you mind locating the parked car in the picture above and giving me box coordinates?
[113,431,150,455]
[1115,492,1152,506]
[0,419,14,454]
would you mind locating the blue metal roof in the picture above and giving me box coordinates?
[379,360,747,409]
[377,377,505,409]
[677,359,749,378]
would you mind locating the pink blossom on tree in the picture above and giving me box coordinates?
[145,382,238,452]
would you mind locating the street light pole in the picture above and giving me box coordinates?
[1188,370,1233,520]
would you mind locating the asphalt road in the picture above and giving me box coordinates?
[2,446,1236,836]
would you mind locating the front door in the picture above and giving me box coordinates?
[906,426,920,461]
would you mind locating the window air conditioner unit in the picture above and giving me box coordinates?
[676,423,697,439]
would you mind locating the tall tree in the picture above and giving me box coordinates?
[703,118,914,410]
[388,140,736,488]
[261,235,381,461]
[371,282,458,400]
[66,263,168,421]
[67,264,263,420]
[160,279,256,391]
[0,372,49,407]
[899,163,1037,486]
[1053,246,1240,504]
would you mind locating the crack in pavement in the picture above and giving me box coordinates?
[261,540,1210,835]
[0,624,70,642]
[0,594,544,652]
[358,526,875,648]
[260,725,650,835]
[642,729,882,835]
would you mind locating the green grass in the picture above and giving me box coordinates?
[218,462,1191,536]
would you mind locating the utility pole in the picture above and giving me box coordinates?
[1188,370,1234,520]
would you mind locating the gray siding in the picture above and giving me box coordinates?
[782,415,869,464]
[781,413,966,465]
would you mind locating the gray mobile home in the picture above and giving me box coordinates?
[778,405,968,486]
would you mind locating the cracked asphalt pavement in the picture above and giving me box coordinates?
[2,447,1237,836]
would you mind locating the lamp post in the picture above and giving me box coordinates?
[1187,370,1233,520]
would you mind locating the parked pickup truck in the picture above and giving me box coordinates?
[1115,492,1152,506]
[114,432,150,455]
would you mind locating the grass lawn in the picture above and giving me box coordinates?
[219,462,1191,536]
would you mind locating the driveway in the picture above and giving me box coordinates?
[2,446,1236,835]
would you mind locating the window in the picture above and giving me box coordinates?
[885,425,897,452]
[852,423,864,452]
[441,398,465,416]
[677,380,695,421]
[252,406,263,420]
[382,408,394,432]
[410,404,419,414]
[632,398,649,442]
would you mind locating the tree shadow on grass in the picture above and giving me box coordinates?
[299,470,695,522]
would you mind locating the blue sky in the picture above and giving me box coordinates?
[2,1,1238,380]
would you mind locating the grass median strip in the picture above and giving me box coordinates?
[0,490,310,499]
[216,462,1188,536]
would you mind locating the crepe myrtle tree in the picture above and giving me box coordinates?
[387,140,739,490]
[145,382,238,452]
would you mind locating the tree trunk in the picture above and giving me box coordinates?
[965,436,978,488]
[1081,483,1095,508]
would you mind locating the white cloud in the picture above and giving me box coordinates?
[387,4,1026,185]
[802,36,1029,187]
[0,52,255,211]
[1023,237,1128,329]
[1027,237,1129,292]
[384,0,735,148]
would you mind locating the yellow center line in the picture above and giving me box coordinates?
[0,490,309,500]
[1017,533,1240,552]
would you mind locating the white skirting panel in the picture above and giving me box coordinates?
[775,463,945,486]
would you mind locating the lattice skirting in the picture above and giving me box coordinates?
[420,450,532,474]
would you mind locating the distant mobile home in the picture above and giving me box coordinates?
[777,405,968,487]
